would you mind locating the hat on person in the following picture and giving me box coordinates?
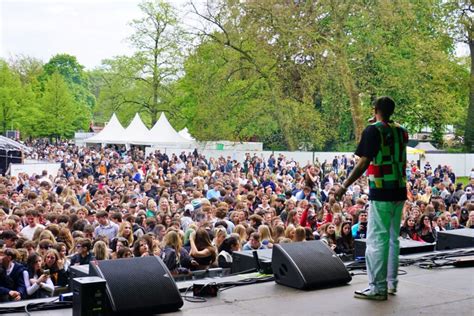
[184,204,194,213]
[191,199,202,210]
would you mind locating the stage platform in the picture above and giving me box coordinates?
[1,263,473,315]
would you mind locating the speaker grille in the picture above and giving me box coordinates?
[273,241,351,289]
[90,256,183,313]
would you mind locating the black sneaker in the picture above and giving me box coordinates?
[354,288,387,301]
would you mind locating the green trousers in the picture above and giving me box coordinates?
[365,200,404,294]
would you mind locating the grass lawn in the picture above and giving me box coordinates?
[456,176,470,186]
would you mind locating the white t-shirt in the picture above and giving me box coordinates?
[21,224,45,240]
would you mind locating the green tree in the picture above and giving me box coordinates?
[0,61,23,134]
[8,54,43,87]
[445,0,473,151]
[0,60,43,138]
[184,0,467,150]
[39,72,80,138]
[96,0,186,126]
[40,54,95,119]
[187,1,328,150]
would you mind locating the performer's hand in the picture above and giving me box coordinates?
[335,185,346,201]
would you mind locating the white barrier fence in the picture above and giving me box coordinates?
[145,147,474,177]
[9,162,61,178]
[9,151,473,178]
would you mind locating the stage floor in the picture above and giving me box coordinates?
[2,263,473,315]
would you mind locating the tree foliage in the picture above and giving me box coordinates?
[174,0,468,150]
[94,0,186,126]
[444,0,473,151]
[39,72,81,138]
[0,0,469,151]
[40,54,96,111]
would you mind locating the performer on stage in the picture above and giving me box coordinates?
[336,96,408,301]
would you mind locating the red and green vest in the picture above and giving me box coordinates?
[367,121,408,191]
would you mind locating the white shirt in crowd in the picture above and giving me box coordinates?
[21,224,45,240]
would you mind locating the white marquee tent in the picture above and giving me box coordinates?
[123,113,151,145]
[85,113,127,144]
[85,112,194,146]
[148,113,193,145]
[178,128,195,141]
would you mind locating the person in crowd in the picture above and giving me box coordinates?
[450,216,463,229]
[417,215,436,243]
[111,222,134,252]
[70,238,95,265]
[0,249,26,302]
[400,216,421,241]
[94,211,119,242]
[189,228,217,270]
[294,226,306,242]
[92,240,109,261]
[319,223,337,251]
[351,210,368,239]
[54,242,70,272]
[458,187,473,207]
[465,211,474,228]
[133,236,151,257]
[43,249,68,287]
[242,232,267,251]
[110,237,129,259]
[233,225,248,247]
[258,225,274,248]
[336,222,354,255]
[1,230,19,249]
[161,230,194,274]
[21,210,45,241]
[212,227,227,249]
[117,247,133,259]
[24,253,54,298]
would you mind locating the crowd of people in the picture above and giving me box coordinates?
[0,141,473,302]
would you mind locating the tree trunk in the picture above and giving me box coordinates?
[465,32,474,152]
[2,106,7,135]
[338,57,364,143]
[152,35,160,127]
[151,109,158,126]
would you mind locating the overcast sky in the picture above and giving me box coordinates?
[0,0,469,71]
[0,0,192,70]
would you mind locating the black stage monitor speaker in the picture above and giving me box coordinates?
[89,256,183,314]
[436,229,474,250]
[232,249,273,274]
[354,239,436,258]
[272,240,352,290]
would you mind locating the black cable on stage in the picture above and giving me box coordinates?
[0,297,71,314]
[182,284,207,303]
[227,268,257,276]
[181,275,275,303]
